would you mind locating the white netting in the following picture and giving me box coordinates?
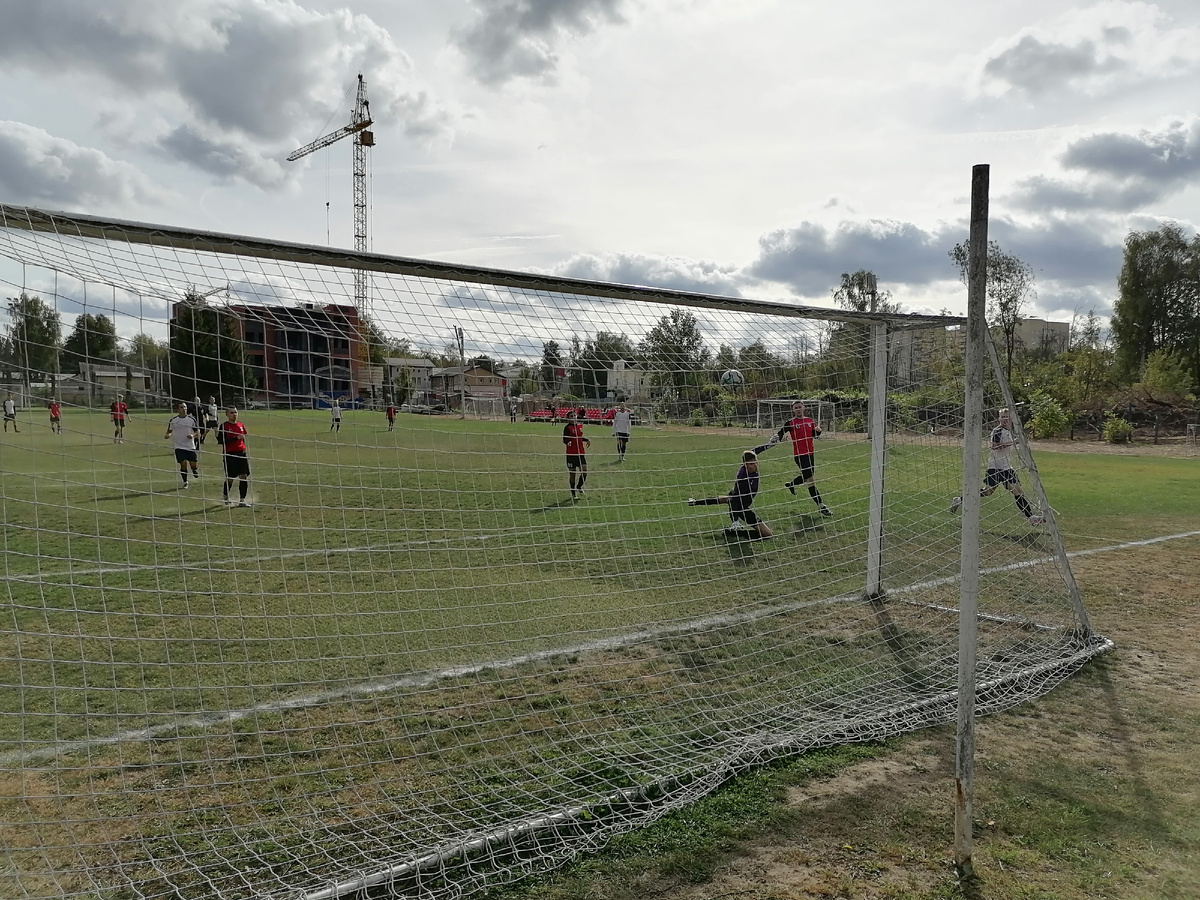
[0,207,1108,900]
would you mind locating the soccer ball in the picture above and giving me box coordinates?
[719,369,744,387]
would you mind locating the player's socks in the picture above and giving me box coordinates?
[1016,494,1033,517]
[239,482,248,501]
[808,484,823,505]
[785,481,795,495]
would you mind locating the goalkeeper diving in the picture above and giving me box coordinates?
[753,400,832,517]
[687,450,772,539]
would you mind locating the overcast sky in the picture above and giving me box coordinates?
[1,0,1197,328]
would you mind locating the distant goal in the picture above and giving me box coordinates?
[756,397,836,433]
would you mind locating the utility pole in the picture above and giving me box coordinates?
[455,326,466,418]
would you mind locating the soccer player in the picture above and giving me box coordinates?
[755,400,832,517]
[330,399,342,432]
[164,401,201,488]
[385,402,397,431]
[48,398,62,434]
[562,410,590,499]
[3,393,17,432]
[216,406,251,507]
[200,396,219,444]
[110,394,128,443]
[611,401,632,461]
[951,407,1045,525]
[688,450,773,539]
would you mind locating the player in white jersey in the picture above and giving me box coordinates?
[611,402,632,461]
[950,408,1044,525]
[2,393,17,432]
[164,401,201,488]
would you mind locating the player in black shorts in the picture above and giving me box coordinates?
[216,406,251,507]
[562,410,590,499]
[688,450,773,539]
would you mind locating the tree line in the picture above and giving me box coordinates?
[5,223,1197,431]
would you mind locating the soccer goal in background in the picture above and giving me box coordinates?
[755,397,836,433]
[0,206,1109,900]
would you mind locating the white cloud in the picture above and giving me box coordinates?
[979,1,1200,98]
[1009,118,1200,213]
[453,0,628,85]
[0,121,168,209]
[551,252,745,296]
[0,0,452,188]
[749,220,951,297]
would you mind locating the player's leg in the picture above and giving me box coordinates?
[1005,475,1039,520]
[238,473,250,505]
[576,459,587,495]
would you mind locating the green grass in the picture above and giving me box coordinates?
[4,411,1194,900]
[1,410,976,745]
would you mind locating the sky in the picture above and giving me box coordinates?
[0,0,1198,332]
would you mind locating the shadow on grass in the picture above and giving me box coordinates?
[531,497,581,513]
[714,528,765,564]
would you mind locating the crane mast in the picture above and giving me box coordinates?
[288,74,374,314]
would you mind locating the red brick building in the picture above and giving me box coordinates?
[229,303,370,407]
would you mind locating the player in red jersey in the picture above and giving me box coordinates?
[110,394,129,443]
[385,403,397,431]
[562,410,591,499]
[216,406,251,507]
[755,400,832,517]
[48,398,62,434]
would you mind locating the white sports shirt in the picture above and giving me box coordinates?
[3,399,14,416]
[987,424,1015,471]
[168,414,199,450]
[611,408,632,435]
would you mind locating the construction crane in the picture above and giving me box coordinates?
[288,73,375,314]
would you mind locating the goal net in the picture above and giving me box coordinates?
[0,206,1109,900]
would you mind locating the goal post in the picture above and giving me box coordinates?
[0,204,1110,900]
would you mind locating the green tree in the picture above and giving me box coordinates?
[360,315,392,366]
[5,293,62,383]
[949,241,1036,382]
[714,343,738,374]
[829,270,902,388]
[639,309,711,391]
[1140,349,1194,395]
[169,290,254,403]
[123,333,169,369]
[570,331,636,399]
[61,313,119,375]
[540,340,563,391]
[1111,223,1200,386]
[736,340,785,397]
[391,365,415,405]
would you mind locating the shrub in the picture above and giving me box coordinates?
[1027,392,1069,439]
[688,409,706,427]
[1103,415,1134,444]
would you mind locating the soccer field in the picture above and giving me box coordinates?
[1,406,1111,900]
[1,408,963,740]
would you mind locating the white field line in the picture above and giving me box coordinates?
[4,528,1199,768]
